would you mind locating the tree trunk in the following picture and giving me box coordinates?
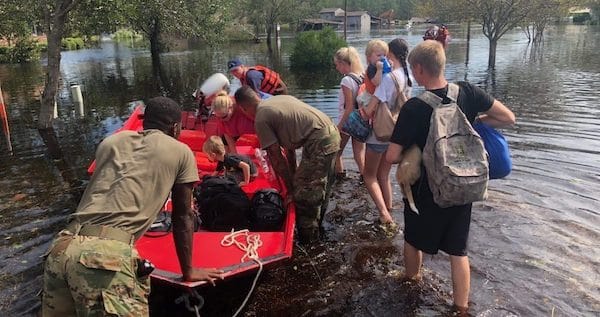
[488,38,498,69]
[38,16,66,130]
[266,24,273,52]
[149,19,162,78]
[465,21,471,67]
[148,18,168,93]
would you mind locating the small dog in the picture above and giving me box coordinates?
[396,145,422,214]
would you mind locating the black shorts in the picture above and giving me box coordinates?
[403,196,472,256]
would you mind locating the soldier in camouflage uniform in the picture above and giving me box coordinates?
[42,97,224,316]
[234,87,341,244]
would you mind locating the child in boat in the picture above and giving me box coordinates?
[356,39,390,107]
[202,135,257,185]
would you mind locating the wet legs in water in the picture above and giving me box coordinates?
[362,149,393,223]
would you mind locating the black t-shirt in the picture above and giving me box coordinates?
[216,154,257,175]
[390,81,494,207]
[391,81,494,150]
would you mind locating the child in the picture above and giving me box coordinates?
[357,40,390,108]
[202,136,258,185]
[386,40,515,314]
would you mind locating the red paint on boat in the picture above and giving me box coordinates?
[88,104,295,289]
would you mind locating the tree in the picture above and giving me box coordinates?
[522,0,566,44]
[418,0,547,68]
[123,0,233,85]
[0,1,34,46]
[244,0,316,49]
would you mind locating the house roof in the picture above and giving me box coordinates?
[319,8,342,13]
[346,11,368,17]
[302,18,343,25]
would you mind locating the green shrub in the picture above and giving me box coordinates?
[113,29,144,42]
[0,37,41,64]
[11,37,41,62]
[61,37,85,50]
[291,28,346,70]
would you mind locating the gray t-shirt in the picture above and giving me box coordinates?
[255,95,335,150]
[73,129,199,240]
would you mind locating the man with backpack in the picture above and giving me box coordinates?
[234,86,340,244]
[386,40,515,314]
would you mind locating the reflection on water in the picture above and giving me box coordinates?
[0,24,599,316]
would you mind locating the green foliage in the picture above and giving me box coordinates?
[61,37,85,50]
[0,36,41,64]
[291,28,346,70]
[314,0,415,19]
[112,29,144,42]
[0,0,35,41]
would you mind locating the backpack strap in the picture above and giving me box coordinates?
[447,83,459,102]
[417,83,460,109]
[389,72,407,112]
[417,91,443,109]
[346,73,363,86]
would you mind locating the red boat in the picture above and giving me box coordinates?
[88,102,296,290]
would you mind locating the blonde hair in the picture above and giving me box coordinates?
[202,135,226,155]
[365,39,389,59]
[334,46,364,74]
[211,90,232,113]
[408,40,446,77]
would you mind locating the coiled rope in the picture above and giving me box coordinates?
[220,229,263,317]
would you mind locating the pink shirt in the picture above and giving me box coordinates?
[218,107,255,137]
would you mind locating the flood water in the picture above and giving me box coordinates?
[0,24,599,316]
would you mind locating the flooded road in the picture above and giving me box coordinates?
[0,24,599,316]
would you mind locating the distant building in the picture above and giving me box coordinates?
[318,8,371,31]
[319,8,344,21]
[569,7,593,23]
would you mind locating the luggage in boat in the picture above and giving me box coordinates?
[194,175,251,231]
[250,189,286,231]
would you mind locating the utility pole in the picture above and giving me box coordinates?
[344,0,347,41]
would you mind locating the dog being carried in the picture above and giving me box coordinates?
[396,145,421,214]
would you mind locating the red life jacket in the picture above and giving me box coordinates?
[241,65,283,95]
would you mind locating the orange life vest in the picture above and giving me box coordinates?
[241,65,283,95]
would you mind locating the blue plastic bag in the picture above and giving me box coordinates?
[342,110,371,143]
[473,122,512,179]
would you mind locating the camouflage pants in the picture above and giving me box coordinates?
[294,126,340,231]
[42,230,150,317]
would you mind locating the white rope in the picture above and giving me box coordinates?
[220,229,263,317]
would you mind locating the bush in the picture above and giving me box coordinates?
[291,28,346,70]
[61,37,85,50]
[113,29,144,42]
[0,37,41,64]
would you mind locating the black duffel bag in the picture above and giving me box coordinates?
[194,175,251,231]
[250,189,286,231]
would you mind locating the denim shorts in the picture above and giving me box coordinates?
[366,143,389,153]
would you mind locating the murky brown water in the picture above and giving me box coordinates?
[1,24,599,316]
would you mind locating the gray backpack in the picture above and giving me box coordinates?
[418,83,489,208]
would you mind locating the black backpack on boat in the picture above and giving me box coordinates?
[194,175,251,231]
[249,189,286,231]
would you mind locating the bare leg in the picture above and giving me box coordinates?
[351,138,366,175]
[335,133,350,174]
[450,255,470,309]
[377,151,393,210]
[403,241,422,279]
[363,149,393,223]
